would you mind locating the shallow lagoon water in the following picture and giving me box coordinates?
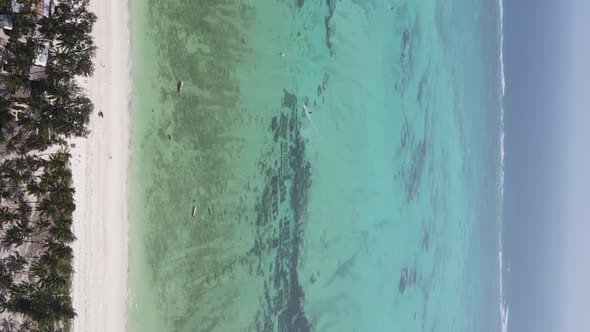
[129,0,503,331]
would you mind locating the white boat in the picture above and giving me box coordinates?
[178,80,184,93]
[192,206,197,217]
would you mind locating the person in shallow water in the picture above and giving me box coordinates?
[98,111,104,118]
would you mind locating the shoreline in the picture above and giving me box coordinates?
[70,0,131,331]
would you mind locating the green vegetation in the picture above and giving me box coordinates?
[0,0,96,330]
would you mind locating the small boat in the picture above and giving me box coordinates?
[178,80,184,93]
[192,206,197,217]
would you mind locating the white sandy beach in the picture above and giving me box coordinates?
[69,0,130,331]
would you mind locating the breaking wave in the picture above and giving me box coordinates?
[499,0,505,98]
[499,232,509,332]
[498,0,508,331]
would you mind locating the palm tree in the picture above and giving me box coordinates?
[46,0,97,79]
[0,207,19,227]
[44,241,73,262]
[8,280,35,299]
[47,224,75,244]
[36,93,93,138]
[0,73,28,97]
[46,150,71,171]
[2,164,24,188]
[29,259,50,281]
[4,39,37,79]
[0,316,15,332]
[16,318,33,332]
[4,252,27,274]
[16,200,33,222]
[32,216,51,234]
[46,79,81,106]
[37,271,68,293]
[0,271,13,290]
[52,43,96,77]
[0,186,21,207]
[20,155,44,175]
[0,99,12,136]
[29,290,76,325]
[36,197,60,219]
[0,0,97,328]
[23,130,53,152]
[1,223,30,247]
[9,14,36,45]
[53,1,96,39]
[26,178,44,197]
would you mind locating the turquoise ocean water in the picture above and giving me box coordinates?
[128,0,504,331]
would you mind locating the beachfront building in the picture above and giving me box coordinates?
[32,40,48,67]
[7,0,51,18]
[37,0,51,18]
[27,31,50,80]
[7,0,24,13]
[0,16,8,72]
[0,1,95,327]
[27,64,47,80]
[0,0,54,91]
[0,13,12,31]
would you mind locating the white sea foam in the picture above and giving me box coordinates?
[499,0,505,97]
[498,0,508,331]
[499,233,509,332]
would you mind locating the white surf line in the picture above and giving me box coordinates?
[302,103,320,136]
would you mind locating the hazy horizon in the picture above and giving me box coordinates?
[504,0,590,331]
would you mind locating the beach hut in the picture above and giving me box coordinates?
[27,65,49,81]
[35,0,51,18]
[0,47,5,72]
[6,0,51,17]
[0,14,13,31]
[8,0,24,13]
[33,41,50,67]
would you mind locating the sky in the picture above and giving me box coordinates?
[558,0,590,330]
[503,0,575,331]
